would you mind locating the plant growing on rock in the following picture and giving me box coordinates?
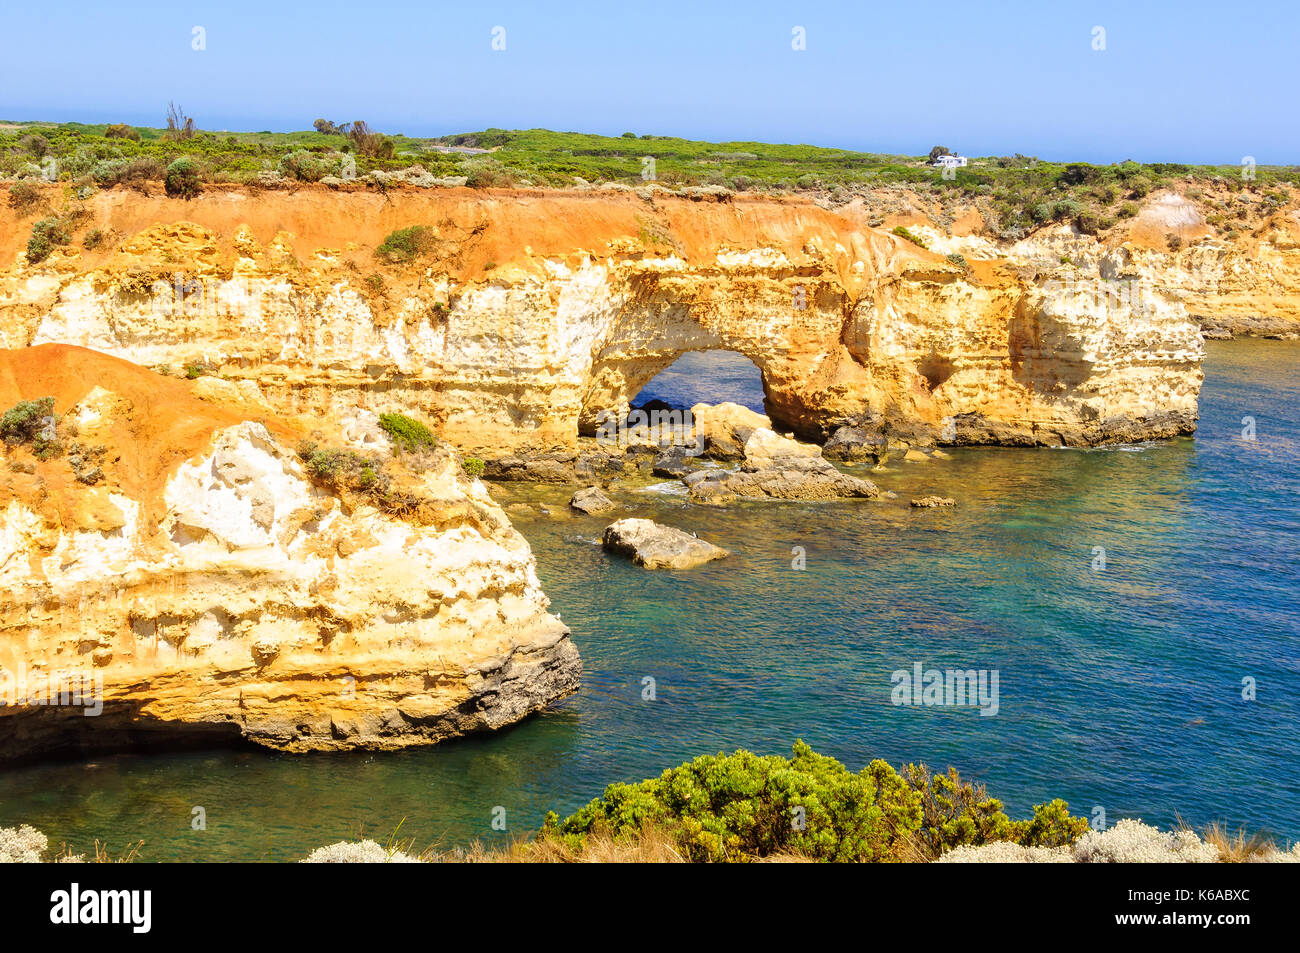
[542,742,1090,863]
[462,456,486,478]
[376,225,438,263]
[377,412,436,453]
[26,215,72,263]
[891,225,928,249]
[1,397,56,447]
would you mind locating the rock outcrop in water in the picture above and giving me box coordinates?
[0,185,1223,466]
[685,429,880,504]
[601,518,728,569]
[0,345,579,761]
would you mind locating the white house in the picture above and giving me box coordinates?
[933,154,968,168]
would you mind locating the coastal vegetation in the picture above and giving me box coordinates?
[6,743,1293,863]
[3,120,1297,245]
[377,411,436,453]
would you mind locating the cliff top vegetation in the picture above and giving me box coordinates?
[3,119,1297,242]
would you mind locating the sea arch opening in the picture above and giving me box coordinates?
[577,347,772,440]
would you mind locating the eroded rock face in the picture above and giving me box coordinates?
[0,188,1216,462]
[0,345,579,760]
[601,518,728,570]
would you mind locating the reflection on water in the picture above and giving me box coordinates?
[1,340,1297,860]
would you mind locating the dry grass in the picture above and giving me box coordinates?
[1195,821,1278,863]
[383,821,814,863]
[53,840,145,863]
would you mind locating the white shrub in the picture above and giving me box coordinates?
[938,842,1072,863]
[1073,819,1218,863]
[301,839,422,863]
[0,825,48,863]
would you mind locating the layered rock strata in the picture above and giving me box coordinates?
[0,345,578,760]
[0,186,1216,464]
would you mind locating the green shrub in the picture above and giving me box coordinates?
[104,123,140,141]
[278,149,336,182]
[27,216,71,263]
[376,225,438,263]
[1074,209,1103,235]
[82,227,107,250]
[7,181,43,213]
[378,412,435,453]
[0,397,56,446]
[945,252,969,269]
[183,362,210,379]
[296,441,399,505]
[462,456,486,478]
[544,741,922,862]
[164,157,201,199]
[543,743,1090,863]
[891,225,928,249]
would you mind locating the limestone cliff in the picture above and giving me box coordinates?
[0,185,1219,461]
[0,345,578,760]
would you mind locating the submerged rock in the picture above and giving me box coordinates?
[651,445,698,478]
[910,496,955,508]
[601,518,729,569]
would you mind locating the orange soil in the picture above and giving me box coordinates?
[0,182,938,283]
[0,344,293,528]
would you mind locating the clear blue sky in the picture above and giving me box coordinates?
[2,0,1296,163]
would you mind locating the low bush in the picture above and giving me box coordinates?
[164,157,201,199]
[378,412,436,453]
[891,225,928,249]
[7,181,43,213]
[376,225,438,263]
[543,743,1090,863]
[462,456,486,478]
[27,216,72,263]
[104,123,140,141]
[278,149,337,182]
[0,396,56,446]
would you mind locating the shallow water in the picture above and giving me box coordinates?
[1,340,1297,860]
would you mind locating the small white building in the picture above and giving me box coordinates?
[933,154,968,168]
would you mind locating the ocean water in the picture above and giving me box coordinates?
[1,341,1296,861]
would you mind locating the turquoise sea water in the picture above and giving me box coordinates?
[0,340,1296,860]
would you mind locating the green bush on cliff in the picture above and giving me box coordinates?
[542,742,1090,863]
[376,225,439,263]
[544,741,920,862]
[1,397,56,446]
[8,181,43,213]
[891,225,928,249]
[378,412,436,453]
[164,157,202,199]
[462,456,486,478]
[27,215,72,263]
